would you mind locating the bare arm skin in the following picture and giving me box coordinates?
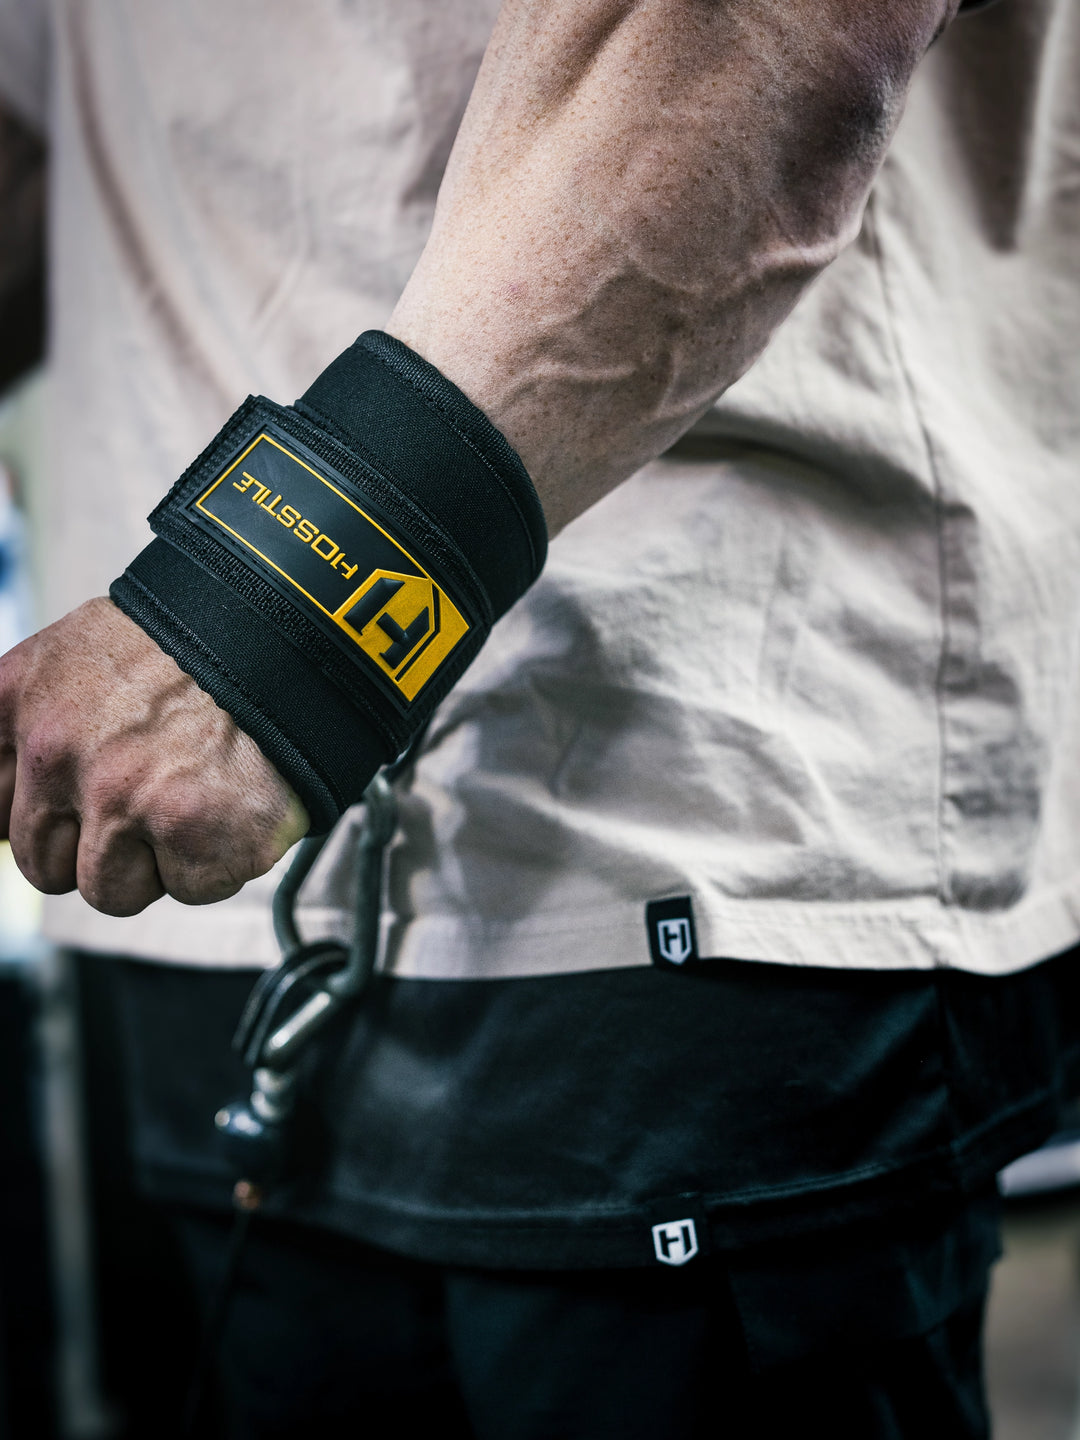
[389,0,958,532]
[0,0,957,914]
[0,99,46,392]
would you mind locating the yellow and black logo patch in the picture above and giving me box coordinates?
[189,432,469,702]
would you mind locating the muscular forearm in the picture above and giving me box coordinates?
[389,0,956,532]
[0,101,45,390]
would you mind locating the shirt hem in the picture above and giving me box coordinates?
[386,869,1080,979]
[136,1084,1058,1270]
[46,867,1080,979]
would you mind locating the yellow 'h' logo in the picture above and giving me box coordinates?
[333,569,469,701]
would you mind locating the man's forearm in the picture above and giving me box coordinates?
[0,101,45,391]
[389,0,957,532]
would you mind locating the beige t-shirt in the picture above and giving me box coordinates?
[2,0,1079,977]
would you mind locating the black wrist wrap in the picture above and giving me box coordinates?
[109,331,547,833]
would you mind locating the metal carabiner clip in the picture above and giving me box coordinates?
[214,772,398,1196]
[185,773,403,1437]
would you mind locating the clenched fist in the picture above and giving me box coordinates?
[0,597,309,915]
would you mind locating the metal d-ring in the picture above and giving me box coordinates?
[256,772,398,1070]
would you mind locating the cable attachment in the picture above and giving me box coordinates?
[214,773,398,1190]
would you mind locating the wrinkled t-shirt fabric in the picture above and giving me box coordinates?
[0,0,1075,982]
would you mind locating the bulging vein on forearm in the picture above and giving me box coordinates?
[389,0,954,532]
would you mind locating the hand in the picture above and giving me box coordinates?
[0,597,309,915]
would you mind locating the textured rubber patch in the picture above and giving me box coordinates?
[188,429,469,703]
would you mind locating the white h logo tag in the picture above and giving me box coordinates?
[652,1218,699,1266]
[657,918,692,965]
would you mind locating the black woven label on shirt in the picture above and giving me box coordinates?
[646,896,699,970]
[186,426,470,706]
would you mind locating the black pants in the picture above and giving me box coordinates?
[174,1200,998,1440]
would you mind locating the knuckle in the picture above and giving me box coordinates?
[150,799,254,899]
[157,843,249,906]
[75,829,163,917]
[80,769,127,821]
[82,883,152,918]
[144,778,287,904]
[36,875,76,897]
[165,870,245,908]
[164,841,277,907]
[153,794,218,863]
[21,724,68,783]
[77,858,131,916]
[8,841,43,892]
[9,832,73,896]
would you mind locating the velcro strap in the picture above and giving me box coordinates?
[110,332,547,832]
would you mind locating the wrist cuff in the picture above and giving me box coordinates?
[110,332,547,832]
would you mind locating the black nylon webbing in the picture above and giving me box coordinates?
[111,332,547,829]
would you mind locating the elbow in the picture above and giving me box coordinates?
[835,0,962,93]
[763,2,952,249]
